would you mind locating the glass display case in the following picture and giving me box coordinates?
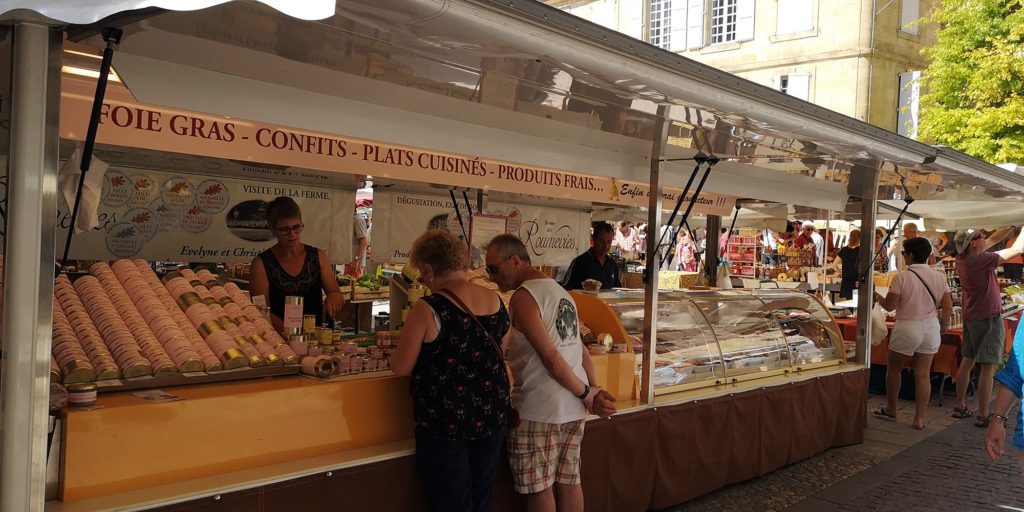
[583,289,845,395]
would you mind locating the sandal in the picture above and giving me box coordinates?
[951,406,974,419]
[975,415,990,428]
[873,406,897,420]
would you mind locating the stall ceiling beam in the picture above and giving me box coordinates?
[1,22,61,512]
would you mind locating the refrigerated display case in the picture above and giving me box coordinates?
[576,289,845,395]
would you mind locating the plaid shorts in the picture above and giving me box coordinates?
[507,418,586,494]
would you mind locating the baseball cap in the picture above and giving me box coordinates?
[954,229,980,255]
[801,220,815,230]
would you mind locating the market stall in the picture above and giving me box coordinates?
[3,1,1024,511]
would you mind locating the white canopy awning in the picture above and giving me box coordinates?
[0,0,333,24]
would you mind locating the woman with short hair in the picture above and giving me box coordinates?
[249,196,343,332]
[390,229,512,512]
[873,237,953,430]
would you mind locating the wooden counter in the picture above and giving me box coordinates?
[60,373,412,502]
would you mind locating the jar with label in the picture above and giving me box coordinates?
[283,296,304,335]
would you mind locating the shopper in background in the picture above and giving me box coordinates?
[637,222,648,263]
[485,234,616,512]
[250,196,343,332]
[873,237,952,430]
[390,229,512,512]
[834,229,861,300]
[613,221,638,260]
[676,230,697,272]
[346,208,369,278]
[984,318,1024,477]
[898,223,937,266]
[873,228,891,273]
[560,222,621,290]
[1005,227,1023,282]
[793,221,823,266]
[719,228,731,258]
[952,226,1024,426]
[658,224,676,269]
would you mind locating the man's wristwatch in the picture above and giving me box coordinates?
[577,384,590,400]
[990,412,1010,423]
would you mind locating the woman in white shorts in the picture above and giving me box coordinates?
[873,237,953,430]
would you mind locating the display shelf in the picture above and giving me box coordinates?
[94,364,300,393]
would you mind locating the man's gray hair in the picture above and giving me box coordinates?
[485,234,531,264]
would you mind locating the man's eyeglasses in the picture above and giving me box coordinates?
[274,223,304,234]
[485,256,512,275]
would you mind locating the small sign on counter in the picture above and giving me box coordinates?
[131,389,184,403]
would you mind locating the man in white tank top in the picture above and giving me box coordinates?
[485,234,616,511]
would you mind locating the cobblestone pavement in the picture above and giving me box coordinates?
[656,393,1022,512]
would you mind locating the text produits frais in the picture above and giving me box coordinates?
[496,165,597,191]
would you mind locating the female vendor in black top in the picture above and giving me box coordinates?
[250,196,343,332]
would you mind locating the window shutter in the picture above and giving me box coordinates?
[624,0,644,39]
[787,73,810,100]
[897,71,921,137]
[669,1,688,52]
[736,0,755,41]
[776,0,812,35]
[901,0,919,34]
[686,0,705,49]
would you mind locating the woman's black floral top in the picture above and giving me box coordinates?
[410,293,511,440]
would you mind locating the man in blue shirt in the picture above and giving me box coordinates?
[985,316,1024,476]
[560,222,621,290]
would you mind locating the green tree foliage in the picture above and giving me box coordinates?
[919,0,1024,164]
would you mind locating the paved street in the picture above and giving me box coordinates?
[659,393,1024,512]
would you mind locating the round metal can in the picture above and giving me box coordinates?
[67,382,98,408]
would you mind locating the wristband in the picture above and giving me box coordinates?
[577,384,590,400]
[990,412,1010,422]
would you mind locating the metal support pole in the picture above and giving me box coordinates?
[1,23,62,512]
[641,107,669,404]
[706,215,723,286]
[854,161,881,366]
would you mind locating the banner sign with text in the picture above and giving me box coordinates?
[373,191,591,267]
[59,78,737,216]
[53,166,356,264]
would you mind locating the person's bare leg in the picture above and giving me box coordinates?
[955,357,976,412]
[977,363,997,418]
[885,350,912,418]
[912,353,935,429]
[554,483,583,512]
[525,487,556,512]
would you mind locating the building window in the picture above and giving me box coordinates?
[774,73,810,100]
[776,0,813,35]
[650,0,672,49]
[710,0,738,44]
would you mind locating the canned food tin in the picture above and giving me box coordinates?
[67,382,98,408]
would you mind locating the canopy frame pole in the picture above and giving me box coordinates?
[1,23,62,512]
[641,107,669,404]
[60,27,121,267]
[854,161,882,366]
